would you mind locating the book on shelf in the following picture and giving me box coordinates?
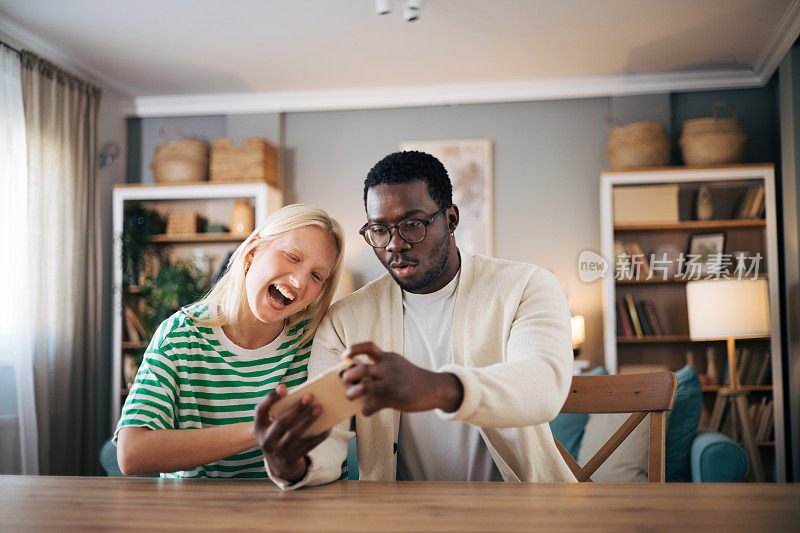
[124,306,147,343]
[616,296,634,337]
[751,396,767,429]
[758,355,772,386]
[744,351,765,385]
[614,240,632,278]
[749,186,765,219]
[616,294,665,339]
[736,347,751,386]
[624,293,644,338]
[642,300,664,336]
[636,300,653,336]
[625,242,650,278]
[756,401,774,441]
[734,185,765,220]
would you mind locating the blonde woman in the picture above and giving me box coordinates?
[115,204,344,478]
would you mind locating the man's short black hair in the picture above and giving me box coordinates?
[363,151,453,210]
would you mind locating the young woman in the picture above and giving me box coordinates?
[115,204,344,478]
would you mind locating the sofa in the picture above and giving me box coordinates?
[549,365,748,483]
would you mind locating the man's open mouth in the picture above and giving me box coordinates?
[390,262,417,277]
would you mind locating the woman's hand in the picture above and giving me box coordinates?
[254,385,330,482]
[339,342,464,417]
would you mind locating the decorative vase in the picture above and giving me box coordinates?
[231,199,255,235]
[705,346,719,385]
[685,350,696,369]
[696,185,713,220]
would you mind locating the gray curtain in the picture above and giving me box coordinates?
[20,51,102,475]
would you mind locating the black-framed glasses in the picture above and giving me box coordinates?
[359,207,448,248]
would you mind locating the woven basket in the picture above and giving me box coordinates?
[166,212,207,235]
[606,142,671,169]
[681,102,744,137]
[210,137,278,187]
[151,126,208,183]
[680,102,747,165]
[680,132,747,165]
[605,111,670,169]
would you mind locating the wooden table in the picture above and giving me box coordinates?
[1,476,798,532]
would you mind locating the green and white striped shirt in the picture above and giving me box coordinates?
[115,304,311,478]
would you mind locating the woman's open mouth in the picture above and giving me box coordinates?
[268,284,296,309]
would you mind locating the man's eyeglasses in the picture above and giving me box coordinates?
[359,207,448,248]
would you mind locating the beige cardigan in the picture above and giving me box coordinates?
[267,252,577,488]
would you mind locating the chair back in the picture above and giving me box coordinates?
[554,371,677,483]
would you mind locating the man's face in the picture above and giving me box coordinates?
[365,180,453,293]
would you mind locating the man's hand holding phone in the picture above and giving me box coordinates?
[340,342,464,416]
[254,385,329,482]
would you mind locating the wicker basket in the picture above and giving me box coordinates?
[605,112,670,169]
[606,142,671,169]
[680,132,747,165]
[210,137,278,187]
[151,126,208,183]
[681,102,744,137]
[166,212,207,235]
[680,102,747,165]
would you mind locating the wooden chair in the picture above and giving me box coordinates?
[553,371,677,483]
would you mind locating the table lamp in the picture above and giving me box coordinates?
[685,278,770,481]
[571,315,585,351]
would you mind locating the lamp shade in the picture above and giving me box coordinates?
[571,315,585,348]
[686,279,770,340]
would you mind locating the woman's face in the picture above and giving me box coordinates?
[244,225,338,324]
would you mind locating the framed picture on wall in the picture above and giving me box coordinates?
[399,139,494,256]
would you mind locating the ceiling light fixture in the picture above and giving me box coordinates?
[375,0,391,15]
[404,0,423,22]
[375,0,423,22]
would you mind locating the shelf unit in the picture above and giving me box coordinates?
[600,165,785,481]
[111,181,283,430]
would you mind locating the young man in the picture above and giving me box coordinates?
[256,151,576,488]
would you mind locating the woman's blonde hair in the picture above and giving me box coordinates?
[193,204,344,347]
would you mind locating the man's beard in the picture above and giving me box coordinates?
[390,234,451,292]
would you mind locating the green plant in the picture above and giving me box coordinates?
[140,259,211,332]
[121,205,165,286]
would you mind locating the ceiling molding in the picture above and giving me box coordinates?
[134,69,763,117]
[0,13,133,97]
[754,0,800,83]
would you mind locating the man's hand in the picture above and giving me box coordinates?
[340,342,464,417]
[254,385,330,482]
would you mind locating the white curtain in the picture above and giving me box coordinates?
[0,44,38,475]
[20,51,102,475]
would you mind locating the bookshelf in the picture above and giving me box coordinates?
[111,181,283,430]
[600,165,785,481]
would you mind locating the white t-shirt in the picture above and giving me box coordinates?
[396,271,503,481]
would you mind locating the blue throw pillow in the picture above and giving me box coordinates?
[665,365,702,482]
[549,366,608,458]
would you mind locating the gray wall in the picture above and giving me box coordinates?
[284,99,609,364]
[96,86,135,465]
[128,86,784,372]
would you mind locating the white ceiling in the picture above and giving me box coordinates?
[1,0,798,115]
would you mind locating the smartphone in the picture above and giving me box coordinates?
[268,355,370,437]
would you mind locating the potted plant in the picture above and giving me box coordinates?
[121,205,165,287]
[140,258,211,332]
